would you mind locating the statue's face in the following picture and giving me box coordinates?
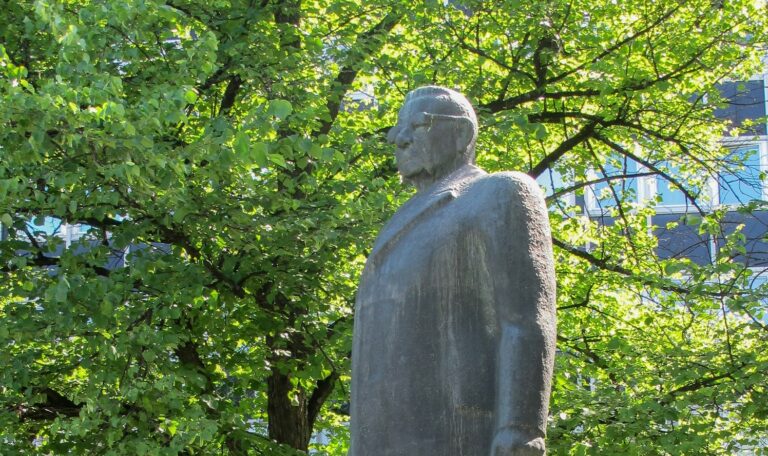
[388,97,461,183]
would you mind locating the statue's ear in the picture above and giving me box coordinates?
[454,117,475,154]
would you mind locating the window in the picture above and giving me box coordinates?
[587,155,642,214]
[717,143,765,205]
[656,162,688,207]
[18,217,91,247]
[744,268,768,324]
[652,160,714,213]
[713,79,767,136]
[27,216,62,236]
[536,168,575,207]
[749,270,768,298]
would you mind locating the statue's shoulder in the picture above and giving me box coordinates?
[479,170,538,188]
[469,170,543,201]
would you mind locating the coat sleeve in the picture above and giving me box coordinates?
[483,172,557,453]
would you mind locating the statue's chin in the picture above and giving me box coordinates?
[399,169,436,191]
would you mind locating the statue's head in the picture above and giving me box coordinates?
[386,86,478,191]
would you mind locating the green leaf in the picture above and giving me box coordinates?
[253,142,269,167]
[100,299,113,316]
[606,337,622,350]
[184,89,198,104]
[234,131,250,159]
[269,154,287,168]
[142,350,157,363]
[3,1,768,454]
[173,207,191,223]
[55,280,69,302]
[268,99,293,119]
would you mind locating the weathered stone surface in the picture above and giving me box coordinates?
[350,87,557,456]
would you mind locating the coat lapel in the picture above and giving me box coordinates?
[369,165,485,262]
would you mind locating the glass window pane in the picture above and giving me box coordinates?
[749,272,768,323]
[536,169,565,197]
[657,162,687,206]
[718,145,763,205]
[28,217,61,235]
[591,156,638,208]
[713,81,767,136]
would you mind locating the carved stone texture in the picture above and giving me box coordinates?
[350,87,557,456]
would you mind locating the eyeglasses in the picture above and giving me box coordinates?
[387,112,472,143]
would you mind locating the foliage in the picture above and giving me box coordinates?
[1,0,767,454]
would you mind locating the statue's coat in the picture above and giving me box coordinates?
[350,164,556,455]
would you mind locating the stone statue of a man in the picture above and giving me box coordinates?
[350,86,557,455]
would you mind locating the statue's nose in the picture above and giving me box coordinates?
[386,125,400,144]
[394,128,412,148]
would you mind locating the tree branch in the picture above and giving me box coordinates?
[16,388,82,421]
[218,75,243,116]
[593,133,707,215]
[666,364,745,397]
[546,171,657,203]
[307,371,339,429]
[315,11,402,136]
[552,237,738,298]
[528,121,599,178]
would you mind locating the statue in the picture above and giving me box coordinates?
[350,86,557,455]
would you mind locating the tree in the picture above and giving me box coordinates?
[0,0,766,454]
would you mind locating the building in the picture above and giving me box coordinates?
[536,70,768,290]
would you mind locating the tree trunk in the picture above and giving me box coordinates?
[267,369,312,452]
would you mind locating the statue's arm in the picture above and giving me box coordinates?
[487,174,557,456]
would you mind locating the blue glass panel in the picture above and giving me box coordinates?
[718,146,763,205]
[536,169,565,197]
[28,217,62,235]
[656,162,687,206]
[749,273,768,323]
[592,156,638,208]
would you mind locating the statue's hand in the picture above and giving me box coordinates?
[490,428,545,456]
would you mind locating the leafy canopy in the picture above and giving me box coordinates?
[1,0,767,454]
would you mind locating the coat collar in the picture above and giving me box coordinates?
[369,164,486,261]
